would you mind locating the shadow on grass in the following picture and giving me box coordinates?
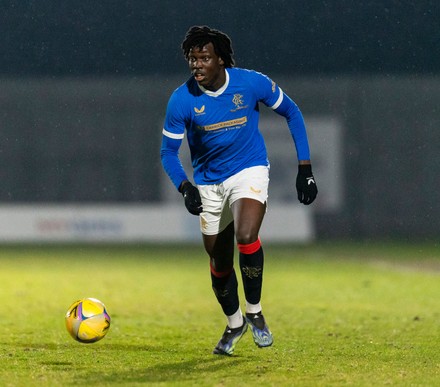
[7,342,255,384]
[95,354,251,384]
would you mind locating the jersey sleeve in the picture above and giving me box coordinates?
[249,71,311,161]
[273,93,311,161]
[160,90,190,191]
[246,70,283,108]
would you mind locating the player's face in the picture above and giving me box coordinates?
[188,43,225,91]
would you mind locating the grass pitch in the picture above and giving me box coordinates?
[0,242,439,386]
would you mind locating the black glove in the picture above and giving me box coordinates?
[296,164,318,205]
[179,181,203,215]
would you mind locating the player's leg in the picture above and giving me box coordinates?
[198,183,247,355]
[203,224,247,355]
[232,198,273,347]
[228,166,274,348]
[232,197,266,308]
[203,222,240,322]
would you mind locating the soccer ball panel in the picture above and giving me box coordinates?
[81,298,105,317]
[65,298,111,343]
[77,313,110,342]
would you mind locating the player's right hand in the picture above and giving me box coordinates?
[180,181,203,215]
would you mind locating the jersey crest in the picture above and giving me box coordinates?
[232,94,244,108]
[231,94,247,112]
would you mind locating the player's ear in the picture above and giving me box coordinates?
[218,57,224,66]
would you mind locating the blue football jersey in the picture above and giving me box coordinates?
[161,67,310,189]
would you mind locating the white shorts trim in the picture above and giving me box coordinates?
[197,166,269,235]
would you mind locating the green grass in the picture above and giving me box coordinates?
[0,242,439,386]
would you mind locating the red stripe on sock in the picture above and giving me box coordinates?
[237,238,261,255]
[210,261,232,278]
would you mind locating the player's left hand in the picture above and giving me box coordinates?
[296,164,318,205]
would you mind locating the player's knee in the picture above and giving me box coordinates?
[235,229,259,245]
[210,259,233,278]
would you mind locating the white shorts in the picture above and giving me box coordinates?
[197,165,269,235]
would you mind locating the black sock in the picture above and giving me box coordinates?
[211,268,239,316]
[239,245,264,305]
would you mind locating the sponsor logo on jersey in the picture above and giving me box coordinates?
[194,105,206,115]
[197,116,247,131]
[271,81,276,93]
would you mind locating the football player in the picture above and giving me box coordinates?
[161,26,317,355]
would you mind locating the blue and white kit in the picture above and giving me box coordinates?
[161,67,311,190]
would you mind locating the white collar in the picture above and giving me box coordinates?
[198,69,229,97]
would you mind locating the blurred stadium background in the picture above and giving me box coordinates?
[0,1,438,243]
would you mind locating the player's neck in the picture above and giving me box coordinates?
[199,69,229,96]
[206,69,227,92]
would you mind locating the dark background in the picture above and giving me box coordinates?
[1,1,439,76]
[1,1,439,240]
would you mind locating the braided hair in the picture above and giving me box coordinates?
[181,26,235,68]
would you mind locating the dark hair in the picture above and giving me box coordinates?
[181,26,235,68]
